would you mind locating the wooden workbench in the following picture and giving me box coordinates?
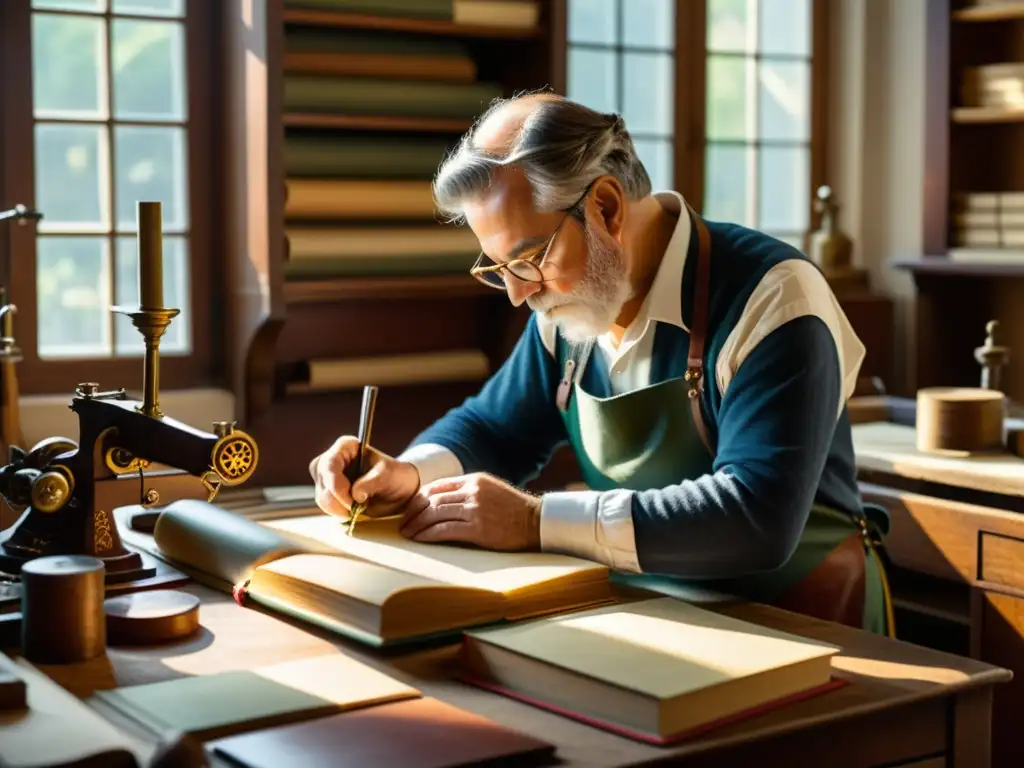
[851,408,1024,768]
[9,582,1007,768]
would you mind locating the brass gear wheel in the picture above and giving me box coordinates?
[210,431,258,485]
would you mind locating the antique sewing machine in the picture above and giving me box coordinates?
[0,202,259,582]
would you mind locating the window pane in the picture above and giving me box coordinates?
[32,13,107,120]
[114,126,189,232]
[35,124,110,233]
[758,146,809,231]
[706,55,752,140]
[36,236,111,358]
[622,53,673,135]
[759,0,811,56]
[568,49,618,114]
[707,0,752,53]
[622,0,673,49]
[633,138,672,192]
[112,19,187,122]
[705,144,751,224]
[568,0,617,45]
[33,0,106,11]
[114,235,190,354]
[112,0,185,16]
[758,60,809,141]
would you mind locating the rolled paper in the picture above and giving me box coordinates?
[137,201,164,310]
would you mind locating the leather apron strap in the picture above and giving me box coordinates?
[684,205,714,454]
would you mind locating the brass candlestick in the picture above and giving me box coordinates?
[112,202,179,418]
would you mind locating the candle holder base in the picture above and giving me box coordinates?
[111,305,180,419]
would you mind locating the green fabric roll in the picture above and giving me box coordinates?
[284,76,504,119]
[286,28,470,56]
[284,135,450,178]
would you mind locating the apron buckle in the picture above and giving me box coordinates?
[556,359,576,412]
[684,368,702,399]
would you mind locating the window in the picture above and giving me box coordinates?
[703,0,814,249]
[566,0,676,192]
[564,0,824,250]
[0,0,213,394]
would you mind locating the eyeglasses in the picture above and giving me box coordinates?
[469,214,571,290]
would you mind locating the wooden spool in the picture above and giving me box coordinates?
[104,589,201,646]
[916,387,1005,455]
[20,555,106,664]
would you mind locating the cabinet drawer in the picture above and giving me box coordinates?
[979,532,1024,593]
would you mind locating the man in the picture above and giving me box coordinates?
[310,92,892,635]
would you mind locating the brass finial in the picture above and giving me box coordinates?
[975,320,1010,392]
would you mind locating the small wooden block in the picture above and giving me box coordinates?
[0,654,27,711]
[105,590,201,646]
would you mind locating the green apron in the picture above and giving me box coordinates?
[553,208,891,635]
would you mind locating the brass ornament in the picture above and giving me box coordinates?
[105,446,151,475]
[210,430,258,485]
[31,467,73,513]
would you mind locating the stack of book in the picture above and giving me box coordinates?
[961,63,1024,110]
[281,0,540,281]
[949,191,1024,261]
[118,499,848,753]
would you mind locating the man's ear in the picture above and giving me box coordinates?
[588,176,626,242]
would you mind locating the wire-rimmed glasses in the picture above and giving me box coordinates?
[469,215,570,290]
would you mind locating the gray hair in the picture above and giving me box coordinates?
[433,93,653,224]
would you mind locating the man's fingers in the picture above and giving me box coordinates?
[319,455,353,509]
[422,489,467,509]
[398,492,431,526]
[399,502,467,539]
[351,461,388,504]
[419,475,469,497]
[410,520,475,544]
[315,482,349,518]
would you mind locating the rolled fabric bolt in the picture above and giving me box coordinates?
[21,555,106,664]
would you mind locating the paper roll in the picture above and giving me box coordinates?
[916,387,1005,455]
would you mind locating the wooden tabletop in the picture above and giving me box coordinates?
[17,584,1010,768]
[852,422,1024,499]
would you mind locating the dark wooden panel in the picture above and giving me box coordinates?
[973,590,1024,767]
[839,293,895,387]
[249,382,482,486]
[275,297,495,363]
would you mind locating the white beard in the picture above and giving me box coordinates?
[527,218,631,343]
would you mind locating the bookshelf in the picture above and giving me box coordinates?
[221,1,565,486]
[900,0,1024,404]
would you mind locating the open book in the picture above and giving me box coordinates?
[460,597,843,744]
[120,500,613,647]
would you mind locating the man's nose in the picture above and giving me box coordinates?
[505,275,542,307]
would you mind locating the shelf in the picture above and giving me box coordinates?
[951,106,1024,123]
[283,113,473,133]
[952,3,1024,21]
[283,274,496,303]
[282,9,543,40]
[893,256,1024,277]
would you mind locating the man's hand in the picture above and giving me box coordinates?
[309,436,420,520]
[398,473,542,552]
